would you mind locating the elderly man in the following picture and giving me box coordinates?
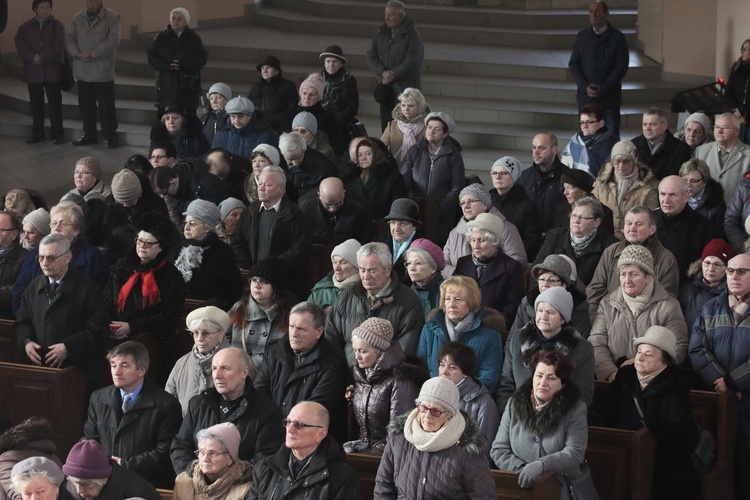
[66,0,121,149]
[696,112,750,203]
[63,156,111,200]
[212,96,279,157]
[0,211,27,318]
[367,0,424,131]
[83,342,182,488]
[518,132,571,232]
[297,177,374,245]
[586,205,679,319]
[248,402,359,499]
[631,107,692,180]
[166,306,230,416]
[568,1,629,136]
[278,132,335,198]
[254,302,348,443]
[654,175,712,286]
[560,103,618,177]
[690,252,750,498]
[325,241,424,365]
[170,347,284,473]
[677,112,713,153]
[308,239,361,312]
[14,233,107,385]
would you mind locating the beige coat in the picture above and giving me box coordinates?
[381,114,427,168]
[588,280,688,380]
[592,161,659,230]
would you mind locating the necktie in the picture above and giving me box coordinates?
[122,394,133,413]
[49,281,59,295]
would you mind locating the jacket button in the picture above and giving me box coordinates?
[249,330,255,336]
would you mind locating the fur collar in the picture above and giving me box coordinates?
[510,379,582,435]
[518,322,582,366]
[0,417,56,454]
[387,411,487,457]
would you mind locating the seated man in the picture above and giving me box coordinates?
[83,342,182,488]
[631,107,692,180]
[279,132,336,198]
[212,96,279,157]
[170,347,284,473]
[0,211,27,318]
[695,112,750,204]
[307,239,362,313]
[560,103,617,178]
[254,302,348,443]
[247,402,359,499]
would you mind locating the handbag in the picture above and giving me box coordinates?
[60,55,75,92]
[561,464,599,500]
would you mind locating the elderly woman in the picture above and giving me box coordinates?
[201,82,231,144]
[3,189,40,227]
[596,327,700,500]
[215,197,244,248]
[319,45,359,154]
[675,112,713,151]
[589,244,688,381]
[243,144,281,204]
[62,157,111,201]
[281,73,334,137]
[679,158,726,236]
[292,111,335,162]
[592,140,659,238]
[417,275,504,393]
[212,96,278,157]
[491,351,596,497]
[173,422,253,500]
[401,111,465,243]
[175,200,244,310]
[560,103,617,178]
[21,208,50,250]
[383,199,421,285]
[381,87,429,168]
[10,456,72,500]
[248,55,297,133]
[0,418,63,500]
[679,238,733,330]
[345,317,422,456]
[374,377,496,499]
[454,212,525,328]
[406,239,445,317]
[552,170,615,235]
[149,106,211,159]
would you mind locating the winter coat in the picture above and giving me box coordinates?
[66,7,121,83]
[511,285,591,339]
[83,380,183,487]
[442,206,528,278]
[589,281,688,380]
[696,140,750,204]
[227,297,287,373]
[411,273,442,319]
[591,161,659,230]
[457,377,500,448]
[518,158,571,233]
[170,383,285,473]
[725,174,750,251]
[654,206,713,286]
[454,252,525,327]
[496,322,594,413]
[248,73,298,132]
[417,308,504,393]
[679,269,727,332]
[287,148,337,198]
[367,16,424,92]
[560,126,617,178]
[0,418,61,500]
[146,25,208,111]
[63,178,112,201]
[341,158,408,219]
[490,183,543,260]
[325,270,425,365]
[725,60,750,120]
[307,271,345,309]
[0,243,27,318]
[349,342,423,455]
[321,67,359,153]
[200,108,225,145]
[381,111,428,169]
[491,380,591,500]
[173,460,253,500]
[165,337,230,416]
[552,197,615,237]
[632,132,692,180]
[248,436,360,500]
[14,15,65,84]
[64,460,160,500]
[150,117,211,160]
[374,412,495,499]
[104,251,185,339]
[211,113,279,158]
[533,226,618,287]
[691,179,726,238]
[280,102,335,138]
[297,191,374,245]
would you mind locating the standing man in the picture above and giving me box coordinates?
[696,112,750,203]
[66,0,121,149]
[568,1,629,137]
[367,0,424,131]
[631,107,692,180]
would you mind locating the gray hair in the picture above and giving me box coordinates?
[464,227,501,249]
[107,341,149,371]
[626,205,658,226]
[260,165,287,186]
[11,470,61,491]
[643,107,668,123]
[357,242,392,270]
[290,302,326,330]
[405,247,437,272]
[68,477,107,487]
[679,158,711,181]
[188,318,226,333]
[386,0,406,14]
[195,429,230,453]
[279,132,307,153]
[40,233,70,254]
[718,111,741,129]
[571,196,603,219]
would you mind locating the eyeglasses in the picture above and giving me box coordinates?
[282,419,324,430]
[416,404,448,417]
[37,251,69,263]
[49,220,72,228]
[194,449,228,459]
[191,329,222,338]
[569,214,596,221]
[459,199,483,207]
[150,154,168,160]
[702,261,726,269]
[726,268,750,276]
[490,170,510,178]
[537,277,562,284]
[74,169,93,176]
[579,119,599,126]
[684,177,705,185]
[713,126,738,131]
[135,237,159,248]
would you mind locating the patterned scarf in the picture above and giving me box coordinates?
[189,459,249,499]
[403,408,466,453]
[729,293,750,325]
[117,258,167,313]
[396,122,425,162]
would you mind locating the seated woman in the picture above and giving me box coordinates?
[292,111,335,162]
[374,377,496,499]
[679,158,726,238]
[679,238,733,330]
[280,73,334,138]
[243,144,281,205]
[589,244,688,381]
[381,87,429,169]
[149,105,211,160]
[382,199,421,286]
[417,275,504,393]
[0,418,62,500]
[454,212,525,328]
[405,239,445,318]
[173,422,253,500]
[674,112,713,152]
[319,44,359,155]
[201,82,231,145]
[215,197,245,250]
[62,156,111,201]
[345,317,422,456]
[594,327,700,500]
[438,342,499,447]
[166,306,230,416]
[491,351,597,497]
[10,456,73,500]
[21,208,50,250]
[307,239,362,313]
[211,96,278,157]
[496,287,594,413]
[175,199,245,310]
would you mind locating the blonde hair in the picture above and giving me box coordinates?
[439,276,483,313]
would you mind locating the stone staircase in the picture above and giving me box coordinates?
[0,0,691,183]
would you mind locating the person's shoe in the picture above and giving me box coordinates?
[26,137,45,144]
[107,137,118,149]
[72,135,98,146]
[52,137,64,145]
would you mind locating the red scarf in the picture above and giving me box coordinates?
[117,258,167,313]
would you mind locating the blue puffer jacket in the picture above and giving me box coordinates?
[417,308,503,393]
[211,113,278,158]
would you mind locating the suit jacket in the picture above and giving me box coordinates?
[695,140,750,203]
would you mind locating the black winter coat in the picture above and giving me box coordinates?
[490,183,543,260]
[341,158,408,219]
[679,269,727,331]
[517,158,571,233]
[150,116,211,160]
[534,226,618,286]
[654,206,713,287]
[692,179,726,239]
[631,132,692,181]
[321,67,359,153]
[248,73,298,132]
[725,60,750,120]
[297,191,374,245]
[288,148,337,198]
[0,242,27,318]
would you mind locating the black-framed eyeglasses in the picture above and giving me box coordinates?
[37,251,70,263]
[537,277,562,284]
[569,214,596,221]
[282,419,324,430]
[726,268,750,276]
[135,237,159,248]
[579,119,599,126]
[416,404,448,417]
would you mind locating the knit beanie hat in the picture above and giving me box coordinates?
[62,440,112,479]
[206,82,232,101]
[685,112,711,136]
[459,183,491,208]
[701,238,735,265]
[184,199,221,228]
[352,317,393,352]
[534,287,574,323]
[610,140,638,162]
[111,169,143,205]
[248,257,287,292]
[491,156,522,184]
[186,305,230,332]
[531,254,572,287]
[292,112,318,136]
[203,422,241,461]
[22,208,51,237]
[417,377,460,416]
[410,238,446,271]
[76,156,102,181]
[331,238,361,267]
[253,144,280,166]
[617,244,655,276]
[170,7,190,24]
[634,325,677,361]
[299,73,325,100]
[424,112,456,135]
[12,457,64,487]
[219,197,245,221]
[225,96,254,115]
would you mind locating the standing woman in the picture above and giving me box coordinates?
[319,45,359,155]
[725,39,750,144]
[381,88,429,168]
[14,0,65,145]
[147,7,208,115]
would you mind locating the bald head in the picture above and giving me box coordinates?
[658,175,689,216]
[727,253,750,298]
[318,177,345,213]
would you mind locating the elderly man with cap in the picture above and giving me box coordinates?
[248,55,298,133]
[83,342,182,488]
[278,131,336,198]
[63,440,159,500]
[553,169,614,234]
[696,112,750,204]
[0,210,28,319]
[110,169,170,227]
[63,157,111,201]
[167,306,231,416]
[443,183,527,278]
[211,95,278,158]
[308,239,362,312]
[318,44,359,155]
[10,456,70,500]
[201,82,231,144]
[292,111,335,162]
[489,156,543,260]
[560,103,618,178]
[676,112,713,153]
[631,107,692,180]
[21,207,50,250]
[382,198,422,286]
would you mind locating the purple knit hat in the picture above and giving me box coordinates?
[62,440,112,479]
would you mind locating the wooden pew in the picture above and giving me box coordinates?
[0,318,24,363]
[346,452,379,500]
[156,488,172,500]
[0,362,86,459]
[586,426,655,500]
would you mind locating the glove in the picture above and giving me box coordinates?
[518,461,545,488]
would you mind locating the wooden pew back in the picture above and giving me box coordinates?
[586,426,655,500]
[0,319,24,363]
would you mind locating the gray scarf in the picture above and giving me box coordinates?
[445,311,476,342]
[569,229,597,255]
